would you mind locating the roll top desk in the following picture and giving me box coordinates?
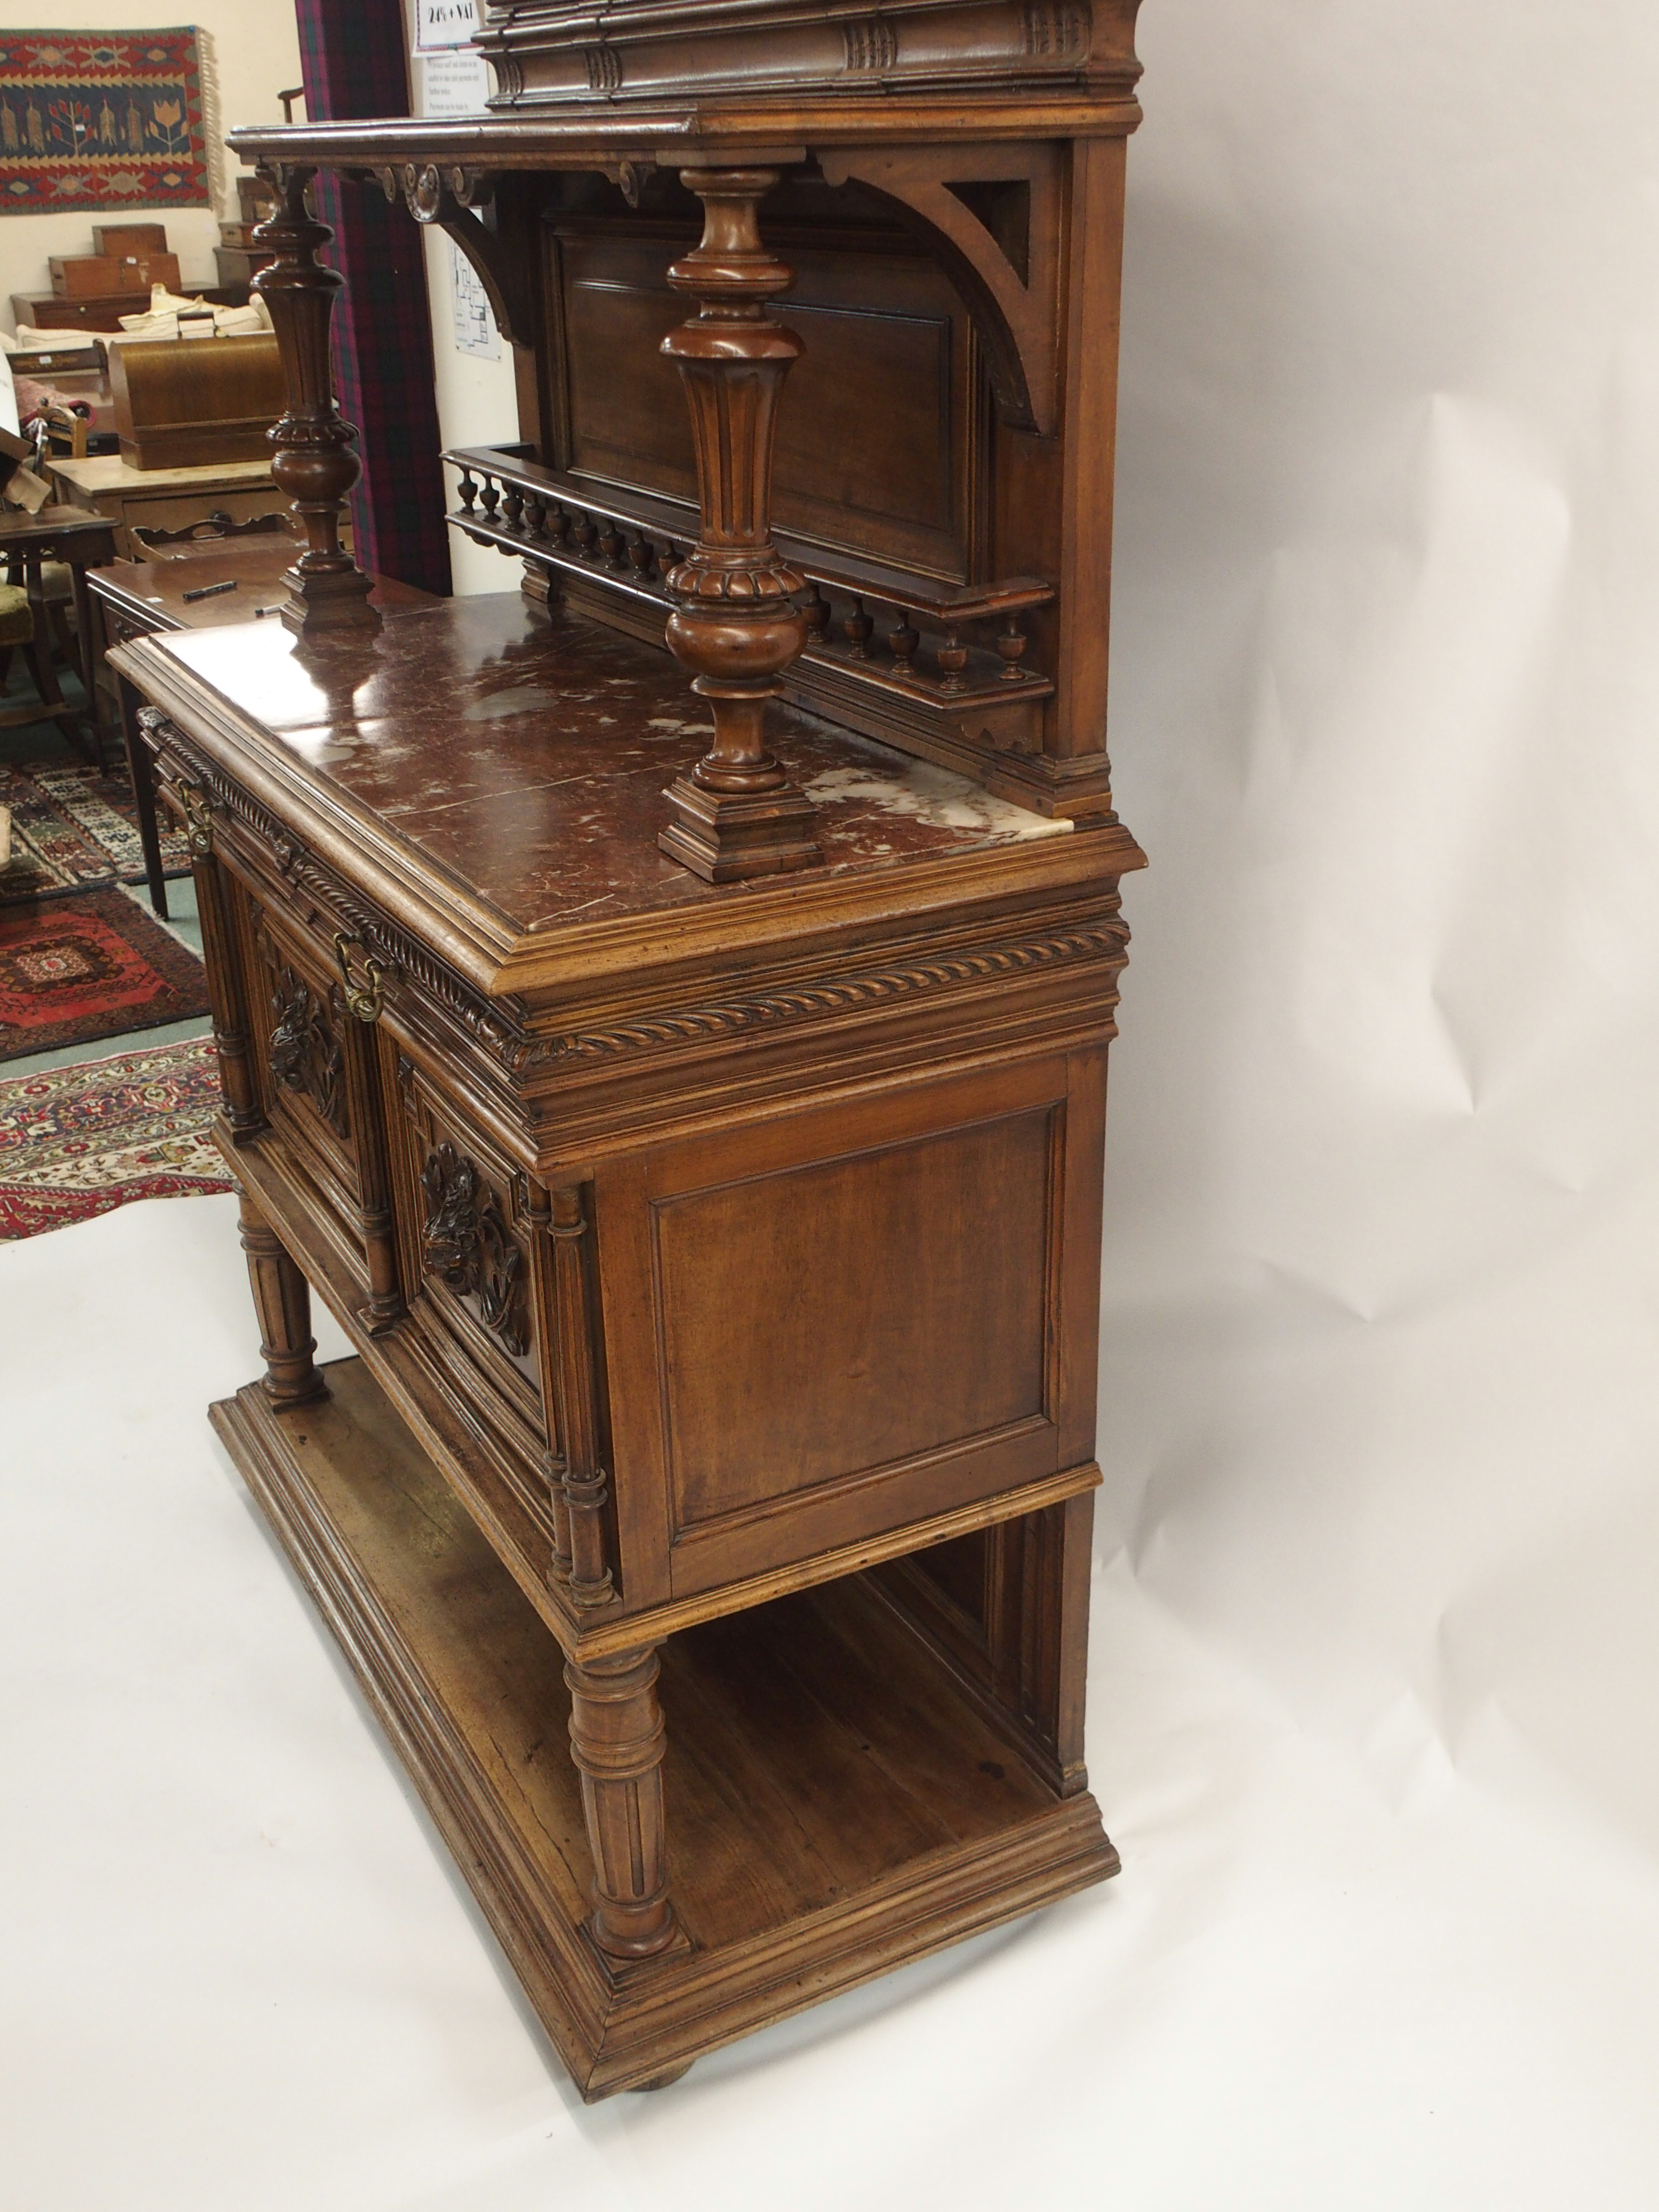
[110,0,1150,2098]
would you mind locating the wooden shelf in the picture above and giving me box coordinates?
[214,1357,1118,2099]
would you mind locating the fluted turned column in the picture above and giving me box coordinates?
[565,1646,679,1961]
[252,165,381,644]
[657,167,822,882]
[237,1191,327,1408]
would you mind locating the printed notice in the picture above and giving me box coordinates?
[421,48,491,116]
[450,239,500,359]
[414,0,482,52]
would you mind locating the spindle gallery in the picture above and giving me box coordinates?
[109,0,1151,2099]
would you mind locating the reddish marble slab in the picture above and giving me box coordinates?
[152,594,1069,934]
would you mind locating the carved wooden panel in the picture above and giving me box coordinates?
[594,1056,1093,1599]
[420,1140,530,1359]
[657,1108,1052,1527]
[552,222,981,583]
[247,905,365,1216]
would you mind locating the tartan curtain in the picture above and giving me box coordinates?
[292,0,452,595]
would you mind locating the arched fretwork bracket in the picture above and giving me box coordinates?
[377,162,531,345]
[818,143,1063,435]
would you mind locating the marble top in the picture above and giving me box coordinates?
[153,593,1070,937]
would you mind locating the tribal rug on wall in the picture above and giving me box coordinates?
[0,889,208,1061]
[0,758,190,906]
[0,30,210,215]
[0,1034,230,1239]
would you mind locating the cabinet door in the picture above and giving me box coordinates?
[595,1051,1105,1603]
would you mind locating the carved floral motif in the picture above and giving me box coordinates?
[268,964,348,1138]
[420,1141,530,1357]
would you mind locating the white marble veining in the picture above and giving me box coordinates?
[802,758,1073,841]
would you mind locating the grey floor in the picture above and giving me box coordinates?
[3,666,211,1084]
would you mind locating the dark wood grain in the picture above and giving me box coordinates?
[106,0,1159,2097]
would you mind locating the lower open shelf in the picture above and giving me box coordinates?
[212,1358,1118,2098]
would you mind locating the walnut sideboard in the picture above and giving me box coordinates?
[109,0,1156,2101]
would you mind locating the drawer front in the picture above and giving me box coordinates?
[595,1051,1106,1603]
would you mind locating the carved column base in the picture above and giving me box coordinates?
[279,559,381,645]
[565,1646,680,1963]
[658,773,823,884]
[237,1191,328,1409]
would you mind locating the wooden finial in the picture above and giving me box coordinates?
[252,166,381,644]
[657,168,821,882]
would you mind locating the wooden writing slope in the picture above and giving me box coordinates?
[110,0,1150,2098]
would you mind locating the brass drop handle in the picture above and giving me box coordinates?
[333,932,386,1023]
[173,779,214,858]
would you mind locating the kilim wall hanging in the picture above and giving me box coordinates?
[0,29,210,214]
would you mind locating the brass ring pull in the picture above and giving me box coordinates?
[333,932,386,1023]
[174,779,214,858]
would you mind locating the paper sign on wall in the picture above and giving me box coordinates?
[450,239,500,360]
[414,0,482,54]
[421,48,491,116]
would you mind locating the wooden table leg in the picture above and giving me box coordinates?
[237,1190,328,1408]
[117,671,168,917]
[18,551,97,765]
[565,1645,679,1962]
[66,557,110,766]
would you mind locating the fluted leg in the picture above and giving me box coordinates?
[565,1645,678,1961]
[237,1191,327,1408]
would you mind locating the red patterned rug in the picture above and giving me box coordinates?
[0,1034,230,1239]
[0,758,191,908]
[0,889,208,1061]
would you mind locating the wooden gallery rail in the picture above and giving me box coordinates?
[108,0,1155,2098]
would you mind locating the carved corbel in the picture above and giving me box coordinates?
[251,164,381,642]
[818,144,1063,434]
[382,162,529,345]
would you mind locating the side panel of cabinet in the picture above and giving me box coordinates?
[594,1051,1106,1603]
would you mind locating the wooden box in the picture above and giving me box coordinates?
[50,251,181,298]
[12,287,250,336]
[91,222,169,256]
[215,246,276,288]
[109,335,285,470]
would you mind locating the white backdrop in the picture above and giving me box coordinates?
[6,4,1659,2205]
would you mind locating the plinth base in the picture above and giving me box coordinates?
[658,772,823,881]
[211,1358,1118,2100]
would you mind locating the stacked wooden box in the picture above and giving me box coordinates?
[216,175,278,289]
[47,223,181,302]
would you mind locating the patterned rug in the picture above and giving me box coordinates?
[0,888,209,1061]
[0,758,190,907]
[0,30,210,215]
[0,1034,230,1239]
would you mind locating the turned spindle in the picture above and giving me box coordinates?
[845,596,874,659]
[996,615,1029,680]
[803,581,832,642]
[657,166,822,883]
[887,610,921,671]
[937,623,969,692]
[251,167,380,644]
[455,464,478,512]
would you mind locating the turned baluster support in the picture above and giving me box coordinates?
[251,166,380,644]
[658,166,822,882]
[566,1645,679,1961]
[237,1192,327,1408]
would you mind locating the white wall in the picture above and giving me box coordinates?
[1,4,303,331]
[404,3,520,596]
